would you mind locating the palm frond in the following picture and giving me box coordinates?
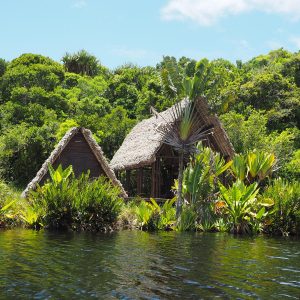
[153,99,213,154]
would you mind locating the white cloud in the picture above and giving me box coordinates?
[290,36,300,48]
[73,0,87,8]
[161,0,300,26]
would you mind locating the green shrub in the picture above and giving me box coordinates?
[176,205,197,231]
[213,218,229,232]
[218,180,263,234]
[133,198,176,231]
[282,149,300,181]
[183,144,232,205]
[0,199,15,227]
[135,200,155,230]
[19,200,44,229]
[0,180,11,201]
[230,150,276,184]
[156,198,176,230]
[117,201,139,229]
[0,179,18,227]
[182,144,231,227]
[27,166,124,231]
[262,178,300,236]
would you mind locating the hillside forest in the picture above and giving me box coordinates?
[0,49,299,188]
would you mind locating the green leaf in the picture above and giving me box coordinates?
[0,200,15,212]
[260,197,275,207]
[256,207,265,220]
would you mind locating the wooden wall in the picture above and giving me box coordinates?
[119,144,179,199]
[41,132,105,184]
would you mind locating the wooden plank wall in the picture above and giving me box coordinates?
[41,132,105,183]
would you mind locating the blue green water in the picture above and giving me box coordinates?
[0,229,299,299]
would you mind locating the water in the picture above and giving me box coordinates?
[0,230,299,299]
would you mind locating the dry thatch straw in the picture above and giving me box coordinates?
[22,127,127,198]
[110,97,234,171]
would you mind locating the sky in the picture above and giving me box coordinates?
[1,0,300,68]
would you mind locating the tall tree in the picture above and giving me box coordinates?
[157,60,213,218]
[62,50,102,77]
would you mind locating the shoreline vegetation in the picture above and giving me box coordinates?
[0,49,299,236]
[1,145,299,236]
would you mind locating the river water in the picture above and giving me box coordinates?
[0,229,299,299]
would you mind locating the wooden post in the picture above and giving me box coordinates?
[137,168,143,195]
[126,170,131,196]
[176,151,184,219]
[151,162,155,198]
[156,158,161,198]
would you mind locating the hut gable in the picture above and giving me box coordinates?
[50,130,105,179]
[110,97,235,172]
[22,127,127,197]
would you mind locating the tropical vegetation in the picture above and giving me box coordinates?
[0,48,299,235]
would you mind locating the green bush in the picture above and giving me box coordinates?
[133,198,176,231]
[135,200,155,230]
[0,179,17,227]
[217,180,267,234]
[182,147,277,234]
[182,144,232,226]
[282,149,300,181]
[117,200,139,229]
[0,179,11,201]
[26,166,124,231]
[262,178,300,236]
[123,198,197,232]
[176,205,197,231]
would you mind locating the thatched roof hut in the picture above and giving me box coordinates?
[22,127,127,198]
[111,97,234,170]
[110,97,234,198]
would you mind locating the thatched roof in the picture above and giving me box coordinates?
[110,97,235,171]
[22,127,127,198]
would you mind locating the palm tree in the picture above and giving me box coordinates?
[62,50,100,76]
[155,59,214,218]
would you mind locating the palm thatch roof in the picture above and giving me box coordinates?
[110,97,234,171]
[22,127,127,198]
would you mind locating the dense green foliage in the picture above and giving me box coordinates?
[0,49,299,186]
[0,49,299,234]
[22,165,124,231]
[177,144,297,235]
[0,179,21,228]
[261,178,300,235]
[116,146,297,235]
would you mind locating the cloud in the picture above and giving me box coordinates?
[161,0,300,26]
[290,36,300,48]
[73,0,87,8]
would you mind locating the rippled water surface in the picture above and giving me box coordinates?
[0,230,299,299]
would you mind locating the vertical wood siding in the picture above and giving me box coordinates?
[41,132,104,183]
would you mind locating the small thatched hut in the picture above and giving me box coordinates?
[22,127,127,197]
[110,97,234,199]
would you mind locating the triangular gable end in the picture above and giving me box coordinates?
[22,127,127,198]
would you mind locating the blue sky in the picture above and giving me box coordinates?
[1,0,300,68]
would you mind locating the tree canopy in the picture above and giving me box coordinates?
[0,49,299,186]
